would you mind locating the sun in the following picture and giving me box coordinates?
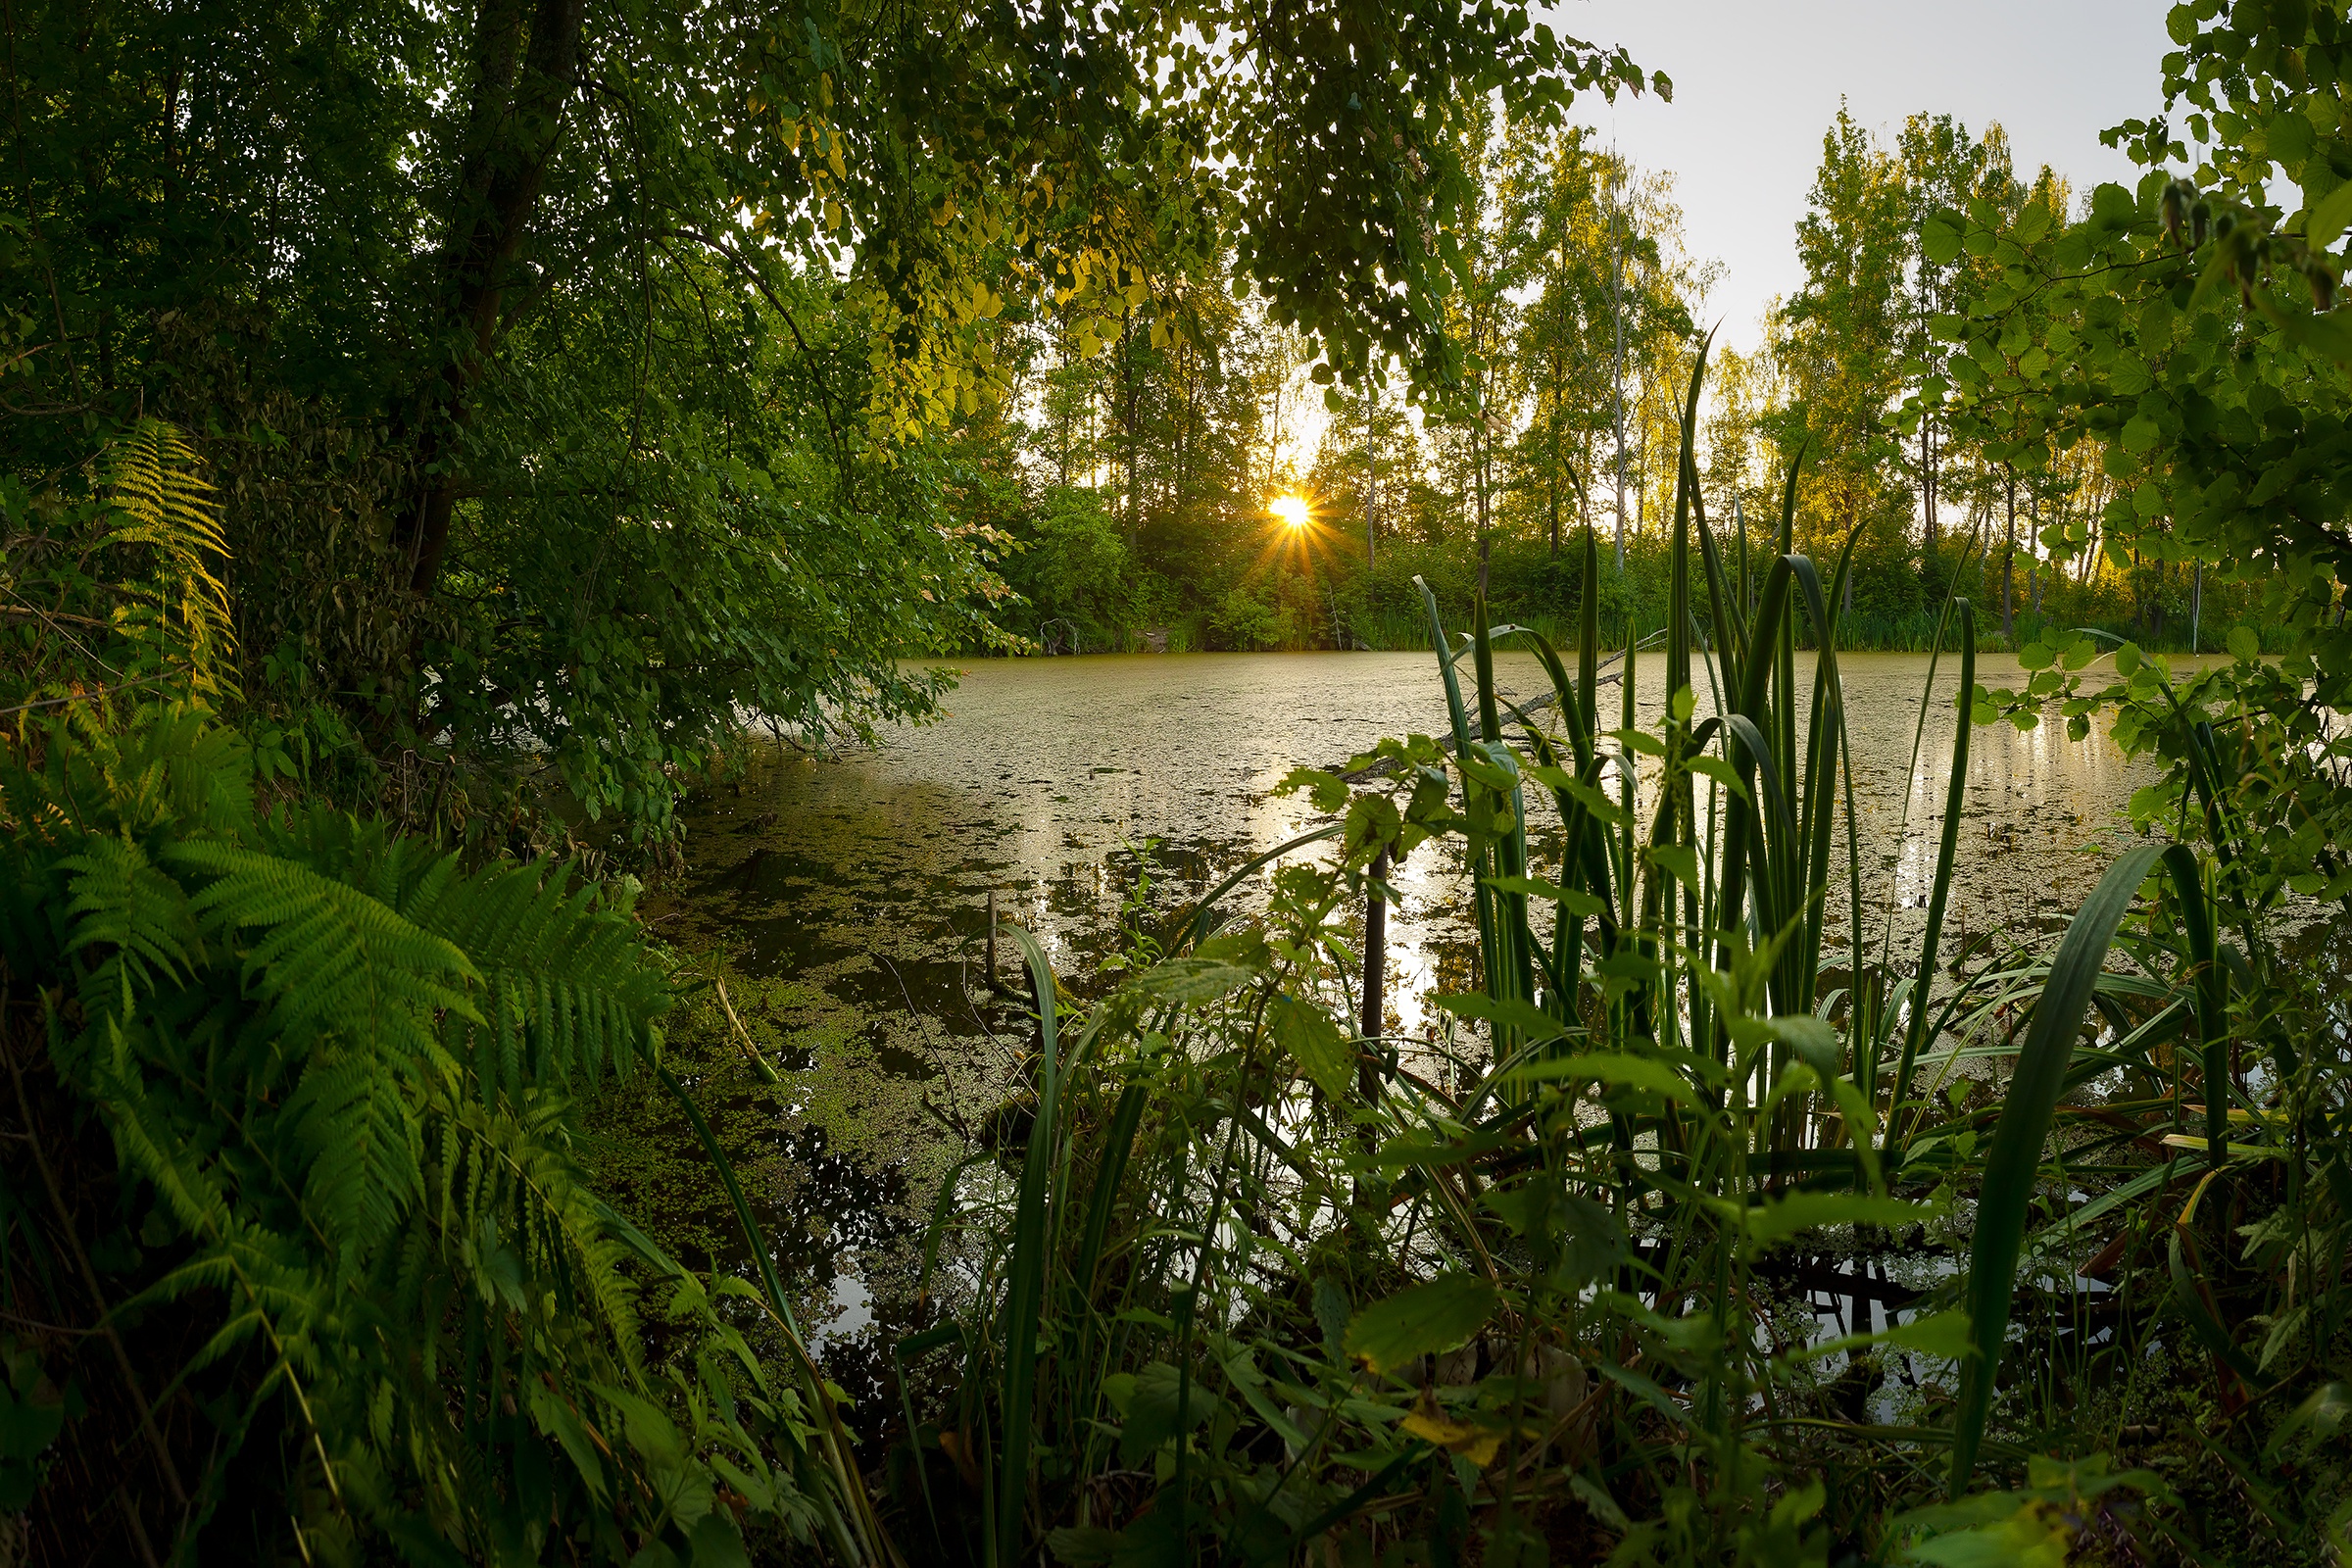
[1269,494,1310,531]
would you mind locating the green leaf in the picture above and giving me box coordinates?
[1742,1192,1931,1250]
[1685,754,1749,801]
[1110,1362,1224,1466]
[1923,211,1964,265]
[1344,1274,1499,1375]
[1645,842,1701,888]
[1269,993,1352,1100]
[1950,845,2164,1495]
[1432,991,1569,1044]
[1483,875,1607,918]
[1278,765,1348,812]
[1884,1309,1973,1361]
[1503,1052,1696,1103]
[2308,179,2352,247]
[2227,625,2260,662]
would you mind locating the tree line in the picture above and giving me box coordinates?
[989,102,2275,658]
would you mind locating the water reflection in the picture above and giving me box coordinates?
[644,649,2220,1410]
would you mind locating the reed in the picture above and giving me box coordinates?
[879,350,2350,1565]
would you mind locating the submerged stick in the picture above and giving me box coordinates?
[1361,847,1389,1069]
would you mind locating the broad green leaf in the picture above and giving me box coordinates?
[1504,1052,1695,1102]
[1742,1192,1931,1250]
[1685,754,1749,801]
[1645,842,1701,888]
[1432,992,1569,1043]
[1269,993,1352,1101]
[1107,1362,1224,1466]
[1884,1309,1973,1361]
[1483,875,1607,918]
[1344,1274,1498,1375]
[2306,179,2352,248]
[1923,211,1964,265]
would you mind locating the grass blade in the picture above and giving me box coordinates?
[2158,844,2230,1170]
[1949,842,2163,1495]
[996,923,1063,1566]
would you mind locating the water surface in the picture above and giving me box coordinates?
[643,649,2204,1352]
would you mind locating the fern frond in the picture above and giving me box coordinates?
[60,835,201,997]
[168,840,480,1046]
[99,419,236,698]
[432,1097,647,1385]
[287,1047,424,1272]
[412,858,668,1100]
[83,1039,235,1236]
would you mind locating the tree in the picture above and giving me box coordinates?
[0,0,1659,835]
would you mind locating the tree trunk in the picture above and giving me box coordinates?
[1610,170,1628,574]
[395,0,588,598]
[2001,469,2016,641]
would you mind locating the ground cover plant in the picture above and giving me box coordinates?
[882,355,2352,1565]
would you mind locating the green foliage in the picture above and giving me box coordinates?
[887,351,2352,1565]
[0,425,880,1563]
[0,691,853,1560]
[1,0,1661,843]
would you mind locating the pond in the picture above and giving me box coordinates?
[618,648,2210,1385]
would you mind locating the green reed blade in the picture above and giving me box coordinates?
[1791,527,1863,1001]
[1524,629,1593,774]
[1950,842,2163,1496]
[2158,845,2230,1170]
[1870,539,1983,1038]
[997,923,1063,1567]
[1416,575,1475,760]
[1718,554,1795,940]
[1073,1083,1149,1302]
[1690,465,1746,695]
[1579,523,1600,748]
[1722,711,1795,923]
[1620,613,1639,933]
[1473,592,1503,746]
[1887,602,1974,1162]
[660,1066,881,1565]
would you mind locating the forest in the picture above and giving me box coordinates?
[4,0,2352,1565]
[992,104,2266,662]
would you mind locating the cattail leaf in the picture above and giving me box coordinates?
[1950,843,2163,1496]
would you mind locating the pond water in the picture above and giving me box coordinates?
[636,649,2215,1362]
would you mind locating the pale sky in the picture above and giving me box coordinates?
[1551,0,2177,352]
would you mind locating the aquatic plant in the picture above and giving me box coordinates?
[887,350,2352,1564]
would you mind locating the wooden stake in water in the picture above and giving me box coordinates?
[986,888,998,992]
[1360,847,1389,1097]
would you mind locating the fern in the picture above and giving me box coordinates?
[97,420,236,699]
[3,702,837,1563]
[0,429,853,1560]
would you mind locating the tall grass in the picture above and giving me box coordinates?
[877,350,2351,1564]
